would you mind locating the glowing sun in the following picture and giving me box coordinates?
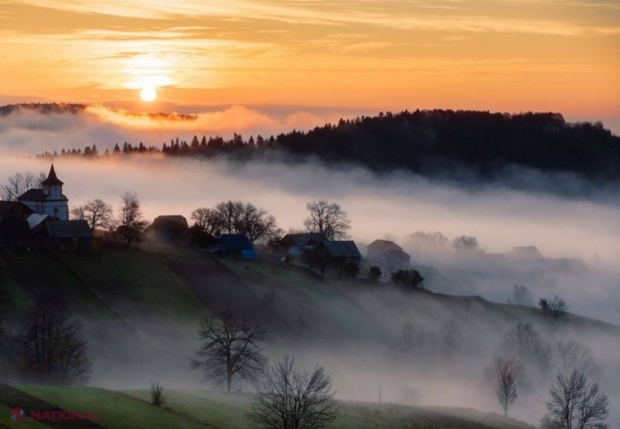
[140,86,157,102]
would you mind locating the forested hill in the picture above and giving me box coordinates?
[274,111,620,180]
[21,103,620,181]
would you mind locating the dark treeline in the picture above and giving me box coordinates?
[33,108,620,181]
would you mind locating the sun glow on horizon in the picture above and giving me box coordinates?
[140,86,157,102]
[124,54,173,102]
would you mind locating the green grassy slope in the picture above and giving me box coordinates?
[15,386,209,429]
[6,385,535,429]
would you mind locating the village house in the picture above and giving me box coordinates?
[209,233,258,260]
[366,239,410,274]
[45,220,92,251]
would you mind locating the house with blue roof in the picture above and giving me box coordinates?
[209,234,258,260]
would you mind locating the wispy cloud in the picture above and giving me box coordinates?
[11,0,620,35]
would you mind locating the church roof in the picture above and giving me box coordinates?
[17,189,46,202]
[41,164,64,186]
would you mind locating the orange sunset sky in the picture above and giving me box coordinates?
[1,1,619,130]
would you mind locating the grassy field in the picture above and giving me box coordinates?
[59,251,205,325]
[1,385,535,429]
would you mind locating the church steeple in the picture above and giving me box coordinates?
[41,164,64,202]
[41,164,64,186]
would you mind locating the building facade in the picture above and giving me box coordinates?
[18,165,69,221]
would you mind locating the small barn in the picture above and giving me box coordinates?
[210,234,257,260]
[279,233,327,260]
[367,239,411,275]
[367,239,404,259]
[45,220,92,251]
[320,240,362,265]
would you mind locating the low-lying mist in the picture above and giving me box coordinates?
[1,106,619,426]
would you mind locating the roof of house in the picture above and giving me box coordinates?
[0,221,32,239]
[380,247,411,259]
[0,201,33,219]
[322,240,362,259]
[45,220,92,238]
[281,233,327,248]
[41,164,64,186]
[218,234,254,251]
[152,215,189,228]
[27,213,50,229]
[508,246,543,259]
[367,239,402,253]
[17,189,46,202]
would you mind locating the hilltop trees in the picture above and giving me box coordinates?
[190,207,222,235]
[115,192,147,248]
[391,269,424,290]
[540,296,569,323]
[303,200,351,240]
[250,356,339,429]
[191,312,267,393]
[1,171,46,201]
[71,198,113,232]
[23,296,91,386]
[190,201,280,243]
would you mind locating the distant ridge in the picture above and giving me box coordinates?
[6,103,620,186]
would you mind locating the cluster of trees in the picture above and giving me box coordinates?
[71,192,148,248]
[190,201,281,243]
[0,171,46,201]
[190,311,338,429]
[392,319,463,360]
[35,109,620,183]
[0,295,91,386]
[483,322,609,427]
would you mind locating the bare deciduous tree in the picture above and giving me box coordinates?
[191,312,266,393]
[452,235,479,252]
[304,244,332,279]
[115,192,147,248]
[502,323,552,374]
[192,201,279,242]
[191,207,222,235]
[1,171,46,201]
[150,380,164,407]
[250,355,339,429]
[391,269,424,290]
[405,231,449,252]
[440,319,462,357]
[486,357,519,416]
[546,370,609,429]
[24,296,91,386]
[71,198,113,232]
[540,296,569,323]
[508,285,534,306]
[303,200,351,240]
[556,341,603,382]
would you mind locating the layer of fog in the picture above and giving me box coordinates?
[2,106,620,425]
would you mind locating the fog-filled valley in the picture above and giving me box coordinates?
[1,106,619,427]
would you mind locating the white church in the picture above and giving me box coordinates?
[17,164,69,221]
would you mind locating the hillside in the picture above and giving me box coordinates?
[1,245,619,424]
[0,384,535,429]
